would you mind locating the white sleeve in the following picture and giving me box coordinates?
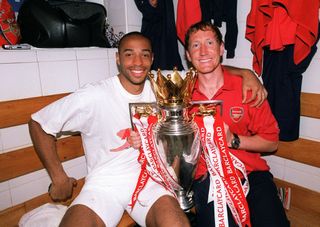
[31,91,90,137]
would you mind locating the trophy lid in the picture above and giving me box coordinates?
[149,67,198,108]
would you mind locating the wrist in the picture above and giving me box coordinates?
[51,171,69,184]
[230,133,240,149]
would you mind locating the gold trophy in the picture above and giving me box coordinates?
[129,68,222,211]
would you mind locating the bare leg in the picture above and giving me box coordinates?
[59,204,105,227]
[146,195,190,227]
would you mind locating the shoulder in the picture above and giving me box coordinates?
[78,77,116,94]
[223,69,243,91]
[72,77,117,106]
[223,69,243,82]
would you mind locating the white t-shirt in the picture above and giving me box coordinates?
[32,76,156,180]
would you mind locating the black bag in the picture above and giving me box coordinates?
[17,0,110,48]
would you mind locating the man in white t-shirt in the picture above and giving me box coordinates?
[29,31,266,227]
[29,32,187,227]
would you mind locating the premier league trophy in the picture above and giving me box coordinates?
[129,68,221,211]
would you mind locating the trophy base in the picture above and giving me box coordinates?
[176,189,194,212]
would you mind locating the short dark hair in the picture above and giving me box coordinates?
[185,21,223,49]
[118,31,152,52]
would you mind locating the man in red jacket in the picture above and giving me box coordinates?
[186,21,289,227]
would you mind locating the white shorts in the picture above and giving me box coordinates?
[70,175,173,226]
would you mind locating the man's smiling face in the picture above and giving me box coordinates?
[186,29,224,75]
[117,34,153,93]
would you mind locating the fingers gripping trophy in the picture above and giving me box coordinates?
[129,68,222,211]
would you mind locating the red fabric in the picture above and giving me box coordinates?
[176,0,202,45]
[246,0,319,75]
[264,7,296,50]
[0,0,20,45]
[191,70,279,179]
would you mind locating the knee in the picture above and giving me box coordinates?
[146,196,190,227]
[59,205,105,227]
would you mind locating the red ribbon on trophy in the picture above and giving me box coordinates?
[129,112,181,210]
[194,113,251,227]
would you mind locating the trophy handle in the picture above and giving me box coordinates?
[128,102,159,129]
[190,99,223,105]
[190,100,223,116]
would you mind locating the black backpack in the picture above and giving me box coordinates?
[17,0,110,48]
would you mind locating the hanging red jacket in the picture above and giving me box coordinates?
[176,0,202,45]
[246,0,319,75]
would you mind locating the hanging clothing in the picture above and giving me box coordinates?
[135,0,183,71]
[262,23,320,141]
[246,0,319,141]
[246,0,319,75]
[176,0,202,45]
[200,0,238,58]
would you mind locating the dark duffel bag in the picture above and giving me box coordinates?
[17,0,110,48]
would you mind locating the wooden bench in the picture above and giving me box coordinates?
[0,92,319,226]
[272,92,320,226]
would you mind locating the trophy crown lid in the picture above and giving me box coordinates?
[149,67,198,107]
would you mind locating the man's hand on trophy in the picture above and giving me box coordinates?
[128,130,142,149]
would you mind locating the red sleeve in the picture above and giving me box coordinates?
[278,0,320,65]
[246,0,319,75]
[245,0,272,75]
[176,0,202,44]
[248,100,279,142]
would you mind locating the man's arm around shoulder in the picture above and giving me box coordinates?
[223,65,267,107]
